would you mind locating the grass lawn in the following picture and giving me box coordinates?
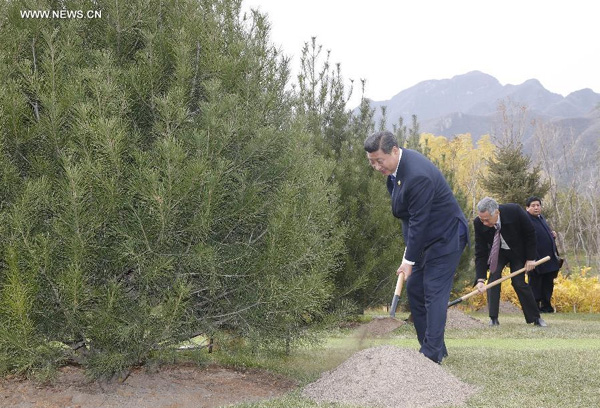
[222,311,600,408]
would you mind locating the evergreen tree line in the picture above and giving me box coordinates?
[0,0,411,377]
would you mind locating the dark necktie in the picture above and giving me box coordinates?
[488,223,501,273]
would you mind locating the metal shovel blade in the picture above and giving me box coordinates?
[390,294,400,317]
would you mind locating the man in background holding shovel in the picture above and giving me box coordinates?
[474,197,547,327]
[365,131,468,364]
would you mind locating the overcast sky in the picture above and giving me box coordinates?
[242,0,599,109]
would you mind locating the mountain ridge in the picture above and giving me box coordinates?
[365,71,600,142]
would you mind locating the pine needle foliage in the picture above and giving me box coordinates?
[0,0,344,377]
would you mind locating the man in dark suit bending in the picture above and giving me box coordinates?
[474,197,547,327]
[365,131,468,364]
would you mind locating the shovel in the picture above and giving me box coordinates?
[447,256,550,307]
[389,271,405,317]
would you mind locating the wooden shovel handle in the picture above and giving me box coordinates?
[448,256,551,307]
[394,271,405,297]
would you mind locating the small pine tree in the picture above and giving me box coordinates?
[405,115,422,151]
[480,139,550,205]
[393,116,407,148]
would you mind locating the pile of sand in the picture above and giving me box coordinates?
[302,345,477,408]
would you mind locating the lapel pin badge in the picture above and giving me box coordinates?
[397,180,401,186]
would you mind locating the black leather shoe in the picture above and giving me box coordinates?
[534,317,548,327]
[489,317,499,326]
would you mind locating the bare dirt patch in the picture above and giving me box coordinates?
[0,364,296,408]
[302,345,477,408]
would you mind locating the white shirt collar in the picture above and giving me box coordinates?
[393,147,402,177]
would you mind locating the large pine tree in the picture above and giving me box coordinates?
[0,0,344,377]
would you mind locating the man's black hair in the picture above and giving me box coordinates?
[364,131,398,154]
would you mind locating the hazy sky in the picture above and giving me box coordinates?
[242,0,599,108]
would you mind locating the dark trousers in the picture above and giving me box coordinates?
[406,234,467,363]
[529,270,559,312]
[487,248,540,323]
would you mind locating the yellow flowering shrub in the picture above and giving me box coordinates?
[553,267,600,313]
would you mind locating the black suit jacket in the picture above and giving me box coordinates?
[388,149,468,263]
[528,213,561,274]
[473,203,537,282]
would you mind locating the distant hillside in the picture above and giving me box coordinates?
[363,71,600,152]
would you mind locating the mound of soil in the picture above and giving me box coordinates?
[446,308,485,329]
[302,345,477,408]
[357,316,406,336]
[478,300,523,314]
[357,308,484,337]
[0,364,296,408]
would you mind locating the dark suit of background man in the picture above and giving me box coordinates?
[364,131,468,364]
[474,197,547,327]
[526,196,561,313]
